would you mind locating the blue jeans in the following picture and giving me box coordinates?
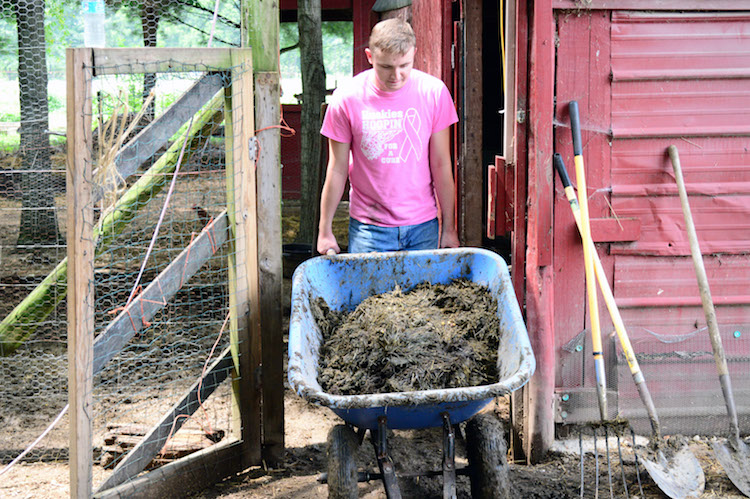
[348,217,439,253]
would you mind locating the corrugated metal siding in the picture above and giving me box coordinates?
[610,12,750,435]
[554,11,750,434]
[610,13,750,256]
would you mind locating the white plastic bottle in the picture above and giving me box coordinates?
[83,0,106,47]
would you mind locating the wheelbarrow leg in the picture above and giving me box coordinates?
[373,416,402,499]
[442,413,457,499]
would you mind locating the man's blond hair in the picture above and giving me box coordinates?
[368,19,416,55]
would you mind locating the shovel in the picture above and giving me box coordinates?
[668,144,750,497]
[554,152,705,499]
[560,100,705,498]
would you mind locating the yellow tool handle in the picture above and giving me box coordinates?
[555,152,661,436]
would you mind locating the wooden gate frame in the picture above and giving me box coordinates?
[66,47,268,498]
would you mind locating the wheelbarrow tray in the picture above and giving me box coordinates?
[288,248,535,430]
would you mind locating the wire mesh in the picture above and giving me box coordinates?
[1,0,248,492]
[80,58,248,492]
[558,320,750,437]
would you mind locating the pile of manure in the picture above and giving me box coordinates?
[313,279,501,395]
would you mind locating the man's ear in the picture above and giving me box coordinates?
[365,48,373,65]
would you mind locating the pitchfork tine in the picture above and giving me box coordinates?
[630,427,645,498]
[594,428,600,499]
[615,431,629,498]
[579,430,585,498]
[604,426,614,499]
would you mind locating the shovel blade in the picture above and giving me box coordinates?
[713,439,750,497]
[640,446,705,499]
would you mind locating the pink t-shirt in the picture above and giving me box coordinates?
[320,69,458,227]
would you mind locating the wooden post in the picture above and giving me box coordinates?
[243,0,284,466]
[254,72,285,466]
[459,0,484,246]
[225,48,262,467]
[523,0,556,462]
[66,47,94,499]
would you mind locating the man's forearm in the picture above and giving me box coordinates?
[318,168,348,234]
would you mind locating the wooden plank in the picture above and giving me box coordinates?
[109,72,225,188]
[553,0,750,10]
[94,439,244,499]
[67,47,94,499]
[509,0,529,463]
[487,162,497,239]
[96,348,234,492]
[243,12,282,471]
[224,49,262,467]
[553,10,603,381]
[92,212,228,374]
[352,1,378,74]
[504,0,518,165]
[589,217,640,242]
[503,156,514,236]
[459,0,484,247]
[523,0,556,462]
[494,155,511,238]
[511,0,527,308]
[412,0,448,80]
[255,71,285,466]
[92,48,234,75]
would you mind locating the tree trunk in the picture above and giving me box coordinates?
[141,3,159,121]
[15,0,60,247]
[296,0,326,245]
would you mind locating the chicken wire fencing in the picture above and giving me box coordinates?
[0,0,245,493]
[1,45,256,495]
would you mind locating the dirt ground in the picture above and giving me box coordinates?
[195,389,746,499]
[193,391,746,499]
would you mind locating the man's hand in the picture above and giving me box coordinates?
[440,225,460,248]
[317,231,340,255]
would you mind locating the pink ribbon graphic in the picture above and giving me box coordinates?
[399,108,422,162]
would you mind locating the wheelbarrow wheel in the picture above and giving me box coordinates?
[327,424,359,499]
[466,413,510,499]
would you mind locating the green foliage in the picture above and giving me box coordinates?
[0,131,65,154]
[280,21,353,103]
[0,111,20,122]
[48,94,64,113]
[157,91,180,114]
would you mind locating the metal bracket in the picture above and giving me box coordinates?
[248,136,259,163]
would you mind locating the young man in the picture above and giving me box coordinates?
[317,18,459,254]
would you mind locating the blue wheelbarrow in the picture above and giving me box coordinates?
[288,248,536,498]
